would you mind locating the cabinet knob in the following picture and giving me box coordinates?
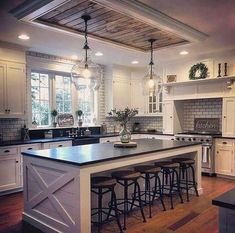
[16,161,19,163]
[224,116,226,118]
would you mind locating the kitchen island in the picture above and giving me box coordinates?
[22,139,202,233]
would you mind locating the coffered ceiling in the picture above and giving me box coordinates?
[10,0,207,52]
[0,0,235,66]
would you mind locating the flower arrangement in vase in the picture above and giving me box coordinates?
[108,107,138,143]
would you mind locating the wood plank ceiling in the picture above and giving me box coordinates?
[36,0,188,51]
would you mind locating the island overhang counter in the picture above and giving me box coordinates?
[22,139,202,233]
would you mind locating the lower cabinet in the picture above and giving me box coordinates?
[99,137,120,143]
[0,140,72,194]
[0,147,21,192]
[215,139,234,176]
[42,141,72,149]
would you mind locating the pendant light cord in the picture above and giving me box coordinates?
[150,40,154,80]
[82,15,91,69]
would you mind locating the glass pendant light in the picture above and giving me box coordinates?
[143,39,162,96]
[71,14,102,91]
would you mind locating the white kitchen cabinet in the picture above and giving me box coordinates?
[113,79,131,110]
[0,147,21,192]
[162,101,183,134]
[163,101,174,134]
[0,60,26,118]
[222,97,235,137]
[215,139,234,176]
[99,136,120,143]
[0,62,6,116]
[42,140,72,149]
[131,81,146,115]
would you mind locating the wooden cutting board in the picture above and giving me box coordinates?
[114,141,137,148]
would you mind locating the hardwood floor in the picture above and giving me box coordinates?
[0,176,235,233]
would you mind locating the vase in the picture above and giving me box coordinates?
[119,124,131,143]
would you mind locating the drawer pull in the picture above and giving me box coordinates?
[107,140,110,142]
[4,150,10,153]
[27,148,33,150]
[222,142,227,144]
[58,145,63,147]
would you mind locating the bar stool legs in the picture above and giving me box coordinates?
[174,158,199,202]
[112,170,146,231]
[91,177,123,233]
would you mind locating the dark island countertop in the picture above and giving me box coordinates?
[0,137,72,147]
[22,139,201,166]
[212,188,235,210]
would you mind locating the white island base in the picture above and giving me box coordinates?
[22,141,202,233]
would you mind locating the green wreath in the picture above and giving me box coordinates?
[189,62,208,80]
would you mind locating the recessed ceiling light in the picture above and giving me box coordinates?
[18,34,30,40]
[179,50,189,55]
[71,55,78,60]
[131,60,139,64]
[95,52,103,56]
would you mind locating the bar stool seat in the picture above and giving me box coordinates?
[155,161,180,169]
[172,158,195,165]
[112,170,141,180]
[134,165,161,174]
[91,177,117,188]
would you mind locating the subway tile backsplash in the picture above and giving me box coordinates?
[182,98,222,132]
[0,119,26,141]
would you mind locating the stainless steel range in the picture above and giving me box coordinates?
[175,118,221,175]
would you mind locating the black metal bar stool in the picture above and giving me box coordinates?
[111,170,146,230]
[155,161,183,209]
[91,176,123,233]
[133,165,166,218]
[172,158,199,202]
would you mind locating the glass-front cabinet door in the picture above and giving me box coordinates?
[148,91,163,114]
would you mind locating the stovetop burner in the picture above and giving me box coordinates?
[178,131,221,136]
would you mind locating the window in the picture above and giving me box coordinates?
[55,75,72,113]
[31,72,50,126]
[77,79,96,124]
[30,71,97,127]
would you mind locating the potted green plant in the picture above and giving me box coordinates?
[76,110,83,127]
[51,109,58,127]
[109,107,138,143]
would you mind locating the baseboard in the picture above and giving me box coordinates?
[0,188,23,197]
[23,212,60,233]
[216,174,235,180]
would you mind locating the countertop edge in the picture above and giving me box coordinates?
[22,142,201,166]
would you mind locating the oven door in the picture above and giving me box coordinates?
[201,144,212,169]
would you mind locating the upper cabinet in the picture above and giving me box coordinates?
[105,65,163,116]
[0,60,26,118]
[222,97,235,137]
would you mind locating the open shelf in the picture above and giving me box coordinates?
[162,75,235,87]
